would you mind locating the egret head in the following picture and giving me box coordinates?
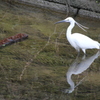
[62,88,74,94]
[55,17,75,24]
[64,17,75,23]
[55,17,88,32]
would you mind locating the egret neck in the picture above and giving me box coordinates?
[66,22,75,46]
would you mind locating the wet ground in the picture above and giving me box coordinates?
[0,1,100,100]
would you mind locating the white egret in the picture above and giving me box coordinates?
[55,17,100,54]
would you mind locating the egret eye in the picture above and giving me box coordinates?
[66,19,70,22]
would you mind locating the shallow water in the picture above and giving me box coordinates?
[0,1,100,100]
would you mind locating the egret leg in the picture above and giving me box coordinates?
[82,49,86,54]
[98,48,100,51]
[82,49,87,59]
[76,49,80,58]
[82,54,86,60]
[77,51,80,57]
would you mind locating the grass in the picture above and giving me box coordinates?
[0,1,100,100]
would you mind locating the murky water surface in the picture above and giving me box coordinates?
[0,1,100,100]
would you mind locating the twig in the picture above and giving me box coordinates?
[19,26,57,80]
[19,61,32,80]
[34,25,57,59]
[55,29,65,54]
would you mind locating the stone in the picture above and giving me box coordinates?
[4,0,100,19]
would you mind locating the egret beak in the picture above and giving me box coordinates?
[55,19,89,32]
[55,20,66,24]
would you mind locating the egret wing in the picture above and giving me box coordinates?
[72,33,99,49]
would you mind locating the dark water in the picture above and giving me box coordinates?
[0,1,100,100]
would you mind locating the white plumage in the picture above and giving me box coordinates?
[56,17,100,54]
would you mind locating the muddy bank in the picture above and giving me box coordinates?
[3,0,100,20]
[0,1,100,100]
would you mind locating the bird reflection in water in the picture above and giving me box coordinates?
[63,51,100,93]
